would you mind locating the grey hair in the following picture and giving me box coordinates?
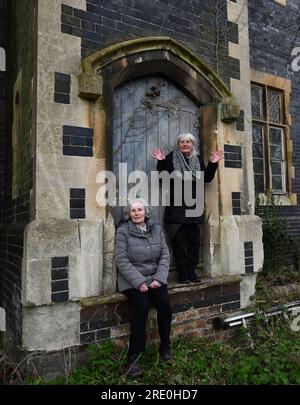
[176,133,198,157]
[123,199,150,221]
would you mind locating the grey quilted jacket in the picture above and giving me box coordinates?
[116,219,170,292]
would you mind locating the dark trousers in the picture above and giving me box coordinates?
[171,224,201,282]
[123,286,172,356]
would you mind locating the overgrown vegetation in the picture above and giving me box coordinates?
[255,192,299,287]
[24,315,300,385]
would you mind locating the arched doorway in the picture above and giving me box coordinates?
[78,37,239,292]
[112,74,202,272]
[112,74,200,224]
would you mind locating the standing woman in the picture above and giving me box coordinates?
[116,199,172,377]
[152,133,223,284]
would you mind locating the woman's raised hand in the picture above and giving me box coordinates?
[151,147,166,161]
[210,150,224,163]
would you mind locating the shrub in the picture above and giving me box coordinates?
[255,192,297,285]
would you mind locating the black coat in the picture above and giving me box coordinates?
[157,151,218,224]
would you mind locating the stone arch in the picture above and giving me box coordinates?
[79,36,239,162]
[79,37,239,113]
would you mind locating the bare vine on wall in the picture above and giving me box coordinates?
[113,80,200,157]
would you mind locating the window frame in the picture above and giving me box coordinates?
[251,82,287,195]
[250,69,296,206]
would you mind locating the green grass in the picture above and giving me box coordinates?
[29,315,300,385]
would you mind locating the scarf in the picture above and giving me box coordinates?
[172,150,201,179]
[135,223,147,233]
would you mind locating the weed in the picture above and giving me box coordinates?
[27,317,300,385]
[255,192,298,286]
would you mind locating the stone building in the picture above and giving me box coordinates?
[0,0,298,377]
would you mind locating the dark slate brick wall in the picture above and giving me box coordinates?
[232,192,241,215]
[70,188,86,219]
[224,144,242,168]
[249,0,300,249]
[54,72,71,104]
[1,0,35,226]
[0,0,6,44]
[63,125,93,157]
[61,0,240,87]
[0,73,5,221]
[0,224,23,344]
[0,0,37,345]
[244,241,254,274]
[51,257,69,303]
[0,0,7,225]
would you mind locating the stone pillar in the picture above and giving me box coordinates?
[102,213,117,295]
[201,104,222,276]
[22,218,104,350]
[20,0,108,354]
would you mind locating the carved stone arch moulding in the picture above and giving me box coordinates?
[78,36,239,122]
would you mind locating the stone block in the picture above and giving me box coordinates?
[240,273,257,309]
[22,302,80,351]
[22,258,52,306]
[220,215,263,276]
[78,72,102,100]
[78,220,103,255]
[36,187,69,219]
[24,219,80,259]
[203,214,222,277]
[36,122,63,155]
[69,254,102,300]
[103,213,116,253]
[102,252,117,295]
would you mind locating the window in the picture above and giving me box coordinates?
[251,83,286,194]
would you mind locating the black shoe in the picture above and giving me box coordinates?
[127,354,142,377]
[178,279,190,284]
[160,348,173,364]
[188,276,201,283]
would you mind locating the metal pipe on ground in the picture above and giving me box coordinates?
[213,300,300,330]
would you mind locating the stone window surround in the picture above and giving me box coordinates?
[250,69,296,206]
[275,0,286,5]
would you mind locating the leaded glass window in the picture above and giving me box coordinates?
[252,123,265,193]
[269,127,285,192]
[251,85,263,120]
[251,83,286,194]
[267,89,282,124]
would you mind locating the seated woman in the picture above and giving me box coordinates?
[116,199,172,377]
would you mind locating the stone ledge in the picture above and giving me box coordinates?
[80,275,242,308]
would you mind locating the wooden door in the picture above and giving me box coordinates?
[112,75,200,225]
